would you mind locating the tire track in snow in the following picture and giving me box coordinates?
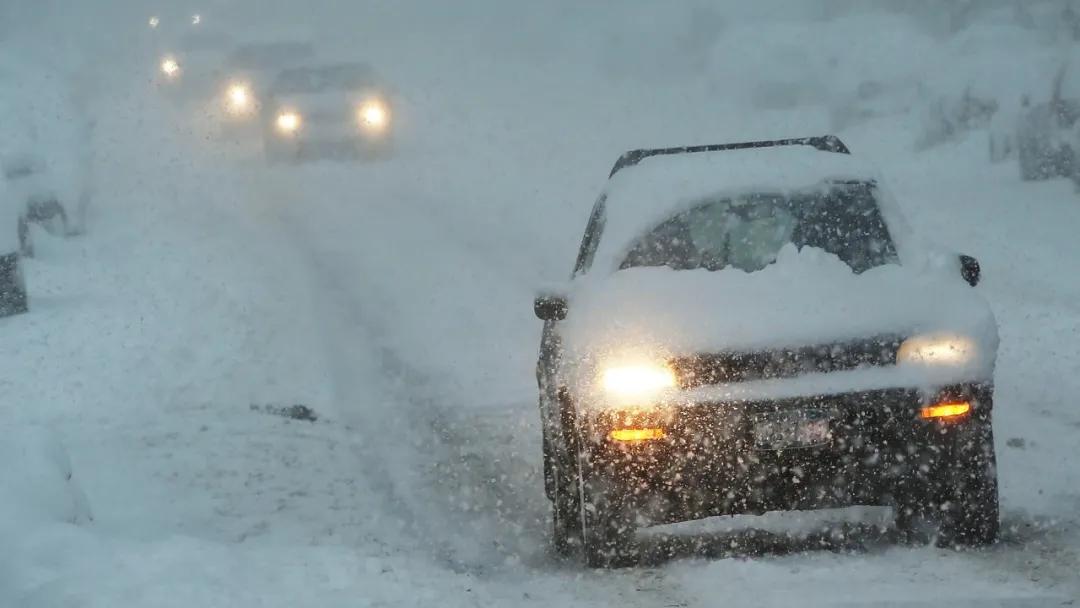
[243,163,699,608]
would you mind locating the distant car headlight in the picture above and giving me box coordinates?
[148,16,160,28]
[160,56,180,78]
[600,363,676,398]
[226,84,253,113]
[896,334,976,366]
[357,99,390,132]
[276,111,301,134]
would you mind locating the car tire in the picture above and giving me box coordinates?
[577,456,637,568]
[937,418,999,547]
[0,253,29,317]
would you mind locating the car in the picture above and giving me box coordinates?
[153,26,235,102]
[533,136,999,567]
[207,41,318,138]
[260,62,394,162]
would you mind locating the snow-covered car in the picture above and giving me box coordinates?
[207,41,317,138]
[533,136,998,567]
[260,62,393,162]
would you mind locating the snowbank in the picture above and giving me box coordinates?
[0,426,92,531]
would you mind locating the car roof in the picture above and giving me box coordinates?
[589,139,882,274]
[608,135,850,177]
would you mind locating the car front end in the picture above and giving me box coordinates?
[264,94,393,161]
[567,335,995,527]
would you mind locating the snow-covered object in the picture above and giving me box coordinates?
[559,145,998,406]
[592,146,884,274]
[0,426,93,529]
[0,50,86,234]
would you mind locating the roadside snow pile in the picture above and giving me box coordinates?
[0,48,90,236]
[0,426,92,530]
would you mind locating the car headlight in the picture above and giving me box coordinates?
[160,56,180,78]
[276,111,301,133]
[896,334,976,366]
[357,99,389,132]
[600,363,676,398]
[226,84,253,113]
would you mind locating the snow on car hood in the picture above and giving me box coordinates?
[562,244,998,390]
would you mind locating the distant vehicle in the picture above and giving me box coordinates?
[153,27,235,101]
[209,41,317,136]
[534,137,999,567]
[1016,65,1080,180]
[261,62,394,162]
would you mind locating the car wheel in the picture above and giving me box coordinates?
[577,456,637,568]
[937,419,999,547]
[0,253,29,317]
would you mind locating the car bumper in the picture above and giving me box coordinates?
[577,383,993,525]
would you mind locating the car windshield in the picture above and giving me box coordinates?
[620,182,898,274]
[227,43,314,71]
[272,64,375,94]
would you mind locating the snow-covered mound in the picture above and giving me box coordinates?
[0,426,92,529]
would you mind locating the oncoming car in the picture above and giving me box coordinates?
[153,27,234,100]
[533,137,998,567]
[261,62,394,162]
[209,41,317,136]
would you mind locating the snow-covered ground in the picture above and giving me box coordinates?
[3,1,1080,606]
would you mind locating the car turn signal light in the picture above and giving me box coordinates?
[609,428,666,442]
[919,401,971,421]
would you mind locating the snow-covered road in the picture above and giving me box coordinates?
[4,2,1080,606]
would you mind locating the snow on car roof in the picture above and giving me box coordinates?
[591,145,884,274]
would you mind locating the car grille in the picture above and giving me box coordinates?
[670,335,904,389]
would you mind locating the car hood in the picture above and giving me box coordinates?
[562,245,998,380]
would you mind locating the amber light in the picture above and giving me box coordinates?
[919,401,971,420]
[609,428,666,442]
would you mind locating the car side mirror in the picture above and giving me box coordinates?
[534,293,568,321]
[959,254,980,287]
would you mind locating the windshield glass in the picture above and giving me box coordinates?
[620,183,898,274]
[272,64,375,94]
